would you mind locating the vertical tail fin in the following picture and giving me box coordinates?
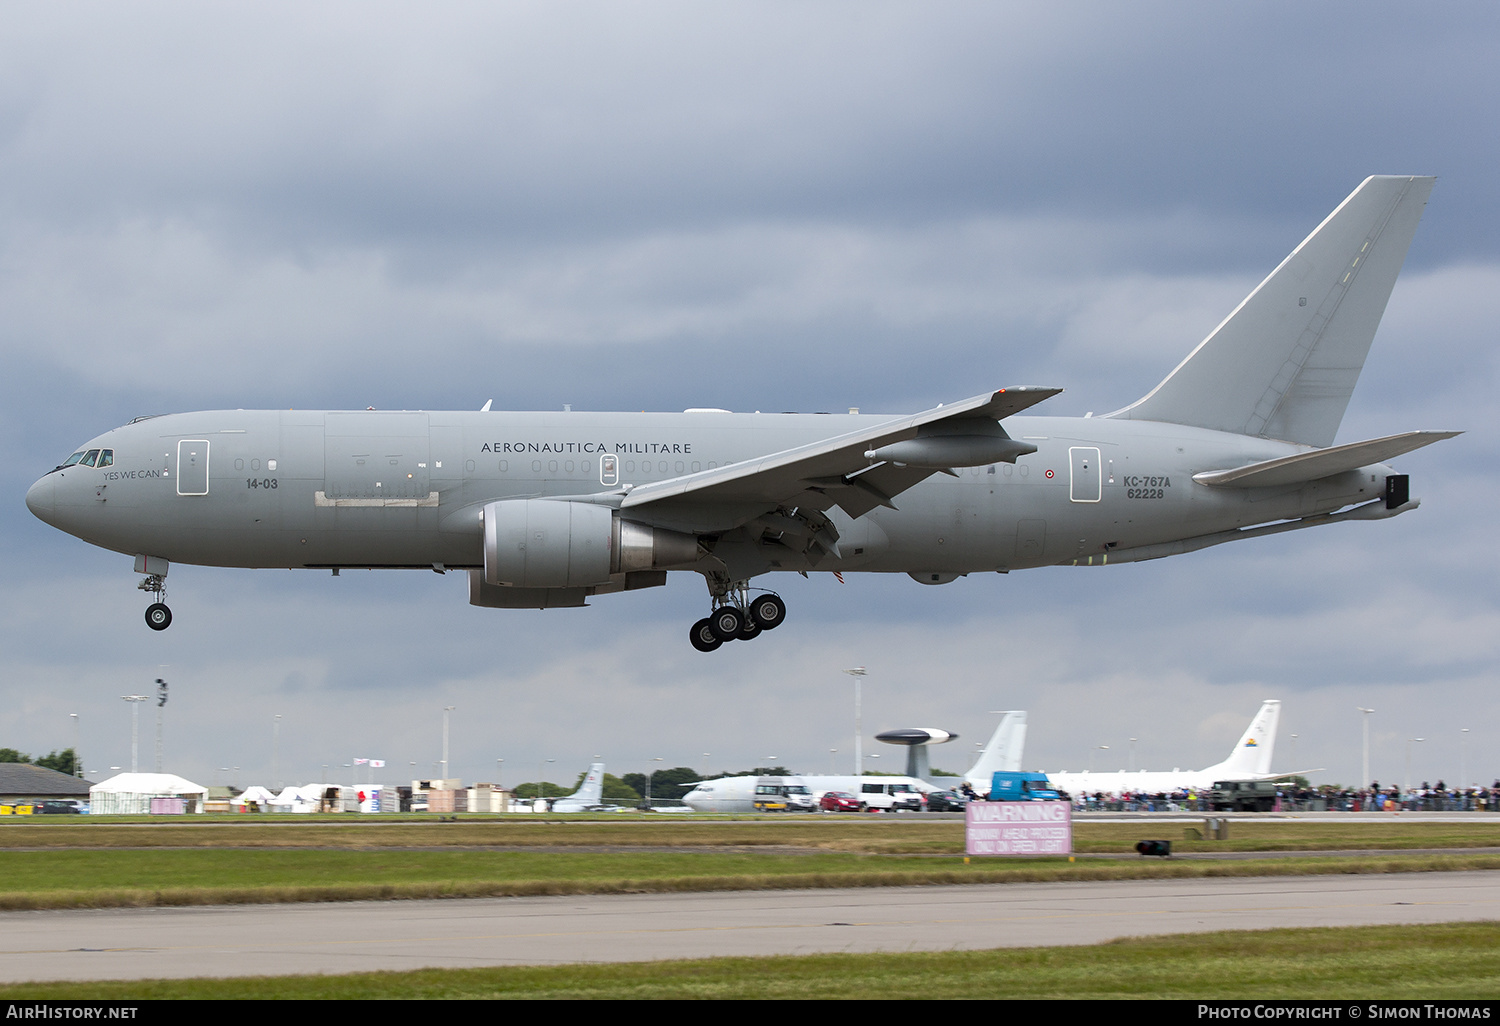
[963,710,1028,788]
[1108,176,1435,447]
[1207,700,1280,779]
[568,762,605,804]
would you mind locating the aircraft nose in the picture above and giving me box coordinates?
[25,474,56,525]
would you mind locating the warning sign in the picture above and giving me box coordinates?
[965,801,1072,855]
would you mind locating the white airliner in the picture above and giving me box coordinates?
[1042,699,1284,796]
[681,773,936,813]
[684,716,1027,810]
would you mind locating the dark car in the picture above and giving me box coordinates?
[38,800,84,814]
[924,790,968,813]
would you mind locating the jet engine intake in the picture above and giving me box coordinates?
[483,500,701,589]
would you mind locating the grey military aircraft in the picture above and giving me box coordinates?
[27,176,1458,651]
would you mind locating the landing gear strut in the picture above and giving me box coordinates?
[688,580,786,652]
[139,574,172,631]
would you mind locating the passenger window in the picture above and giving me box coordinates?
[81,449,100,468]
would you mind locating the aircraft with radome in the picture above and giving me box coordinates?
[27,177,1458,650]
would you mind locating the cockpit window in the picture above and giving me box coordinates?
[80,449,101,468]
[97,449,113,468]
[61,452,86,468]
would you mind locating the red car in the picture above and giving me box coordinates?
[819,791,861,812]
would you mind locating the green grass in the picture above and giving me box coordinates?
[3,922,1498,999]
[5,814,1499,854]
[5,846,1500,910]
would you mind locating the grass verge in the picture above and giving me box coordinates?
[4,848,1500,910]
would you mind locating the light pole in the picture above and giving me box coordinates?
[1357,708,1375,788]
[440,706,456,782]
[1461,728,1470,789]
[1405,737,1425,793]
[844,668,866,776]
[646,757,663,806]
[69,713,80,778]
[537,758,554,800]
[273,714,282,790]
[121,695,148,773]
[1128,738,1137,773]
[1089,745,1109,772]
[154,678,168,773]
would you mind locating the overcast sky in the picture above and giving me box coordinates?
[3,2,1495,794]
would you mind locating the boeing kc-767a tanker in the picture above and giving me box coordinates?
[27,177,1457,649]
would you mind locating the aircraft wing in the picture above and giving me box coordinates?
[619,386,1060,532]
[1192,430,1460,489]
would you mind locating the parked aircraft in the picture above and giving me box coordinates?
[961,710,1027,790]
[26,177,1457,649]
[1042,699,1286,796]
[547,761,611,812]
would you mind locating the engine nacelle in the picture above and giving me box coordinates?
[482,500,700,589]
[484,499,613,588]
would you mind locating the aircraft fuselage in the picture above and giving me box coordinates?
[28,407,1391,576]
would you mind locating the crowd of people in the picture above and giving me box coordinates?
[1067,780,1500,813]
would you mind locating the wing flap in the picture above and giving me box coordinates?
[1192,430,1459,488]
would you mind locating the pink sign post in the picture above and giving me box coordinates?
[965,801,1072,855]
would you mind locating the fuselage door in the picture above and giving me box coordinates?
[176,440,210,496]
[600,454,619,487]
[1069,446,1101,503]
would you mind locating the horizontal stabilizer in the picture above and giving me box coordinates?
[1193,430,1460,489]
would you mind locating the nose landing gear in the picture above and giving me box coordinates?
[138,573,172,631]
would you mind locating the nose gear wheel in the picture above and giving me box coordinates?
[138,573,172,631]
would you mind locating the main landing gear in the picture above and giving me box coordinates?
[690,584,786,652]
[139,574,172,631]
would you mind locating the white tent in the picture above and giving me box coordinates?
[232,785,278,810]
[270,785,326,813]
[89,772,208,815]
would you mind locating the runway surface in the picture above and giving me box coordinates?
[4,871,1499,983]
